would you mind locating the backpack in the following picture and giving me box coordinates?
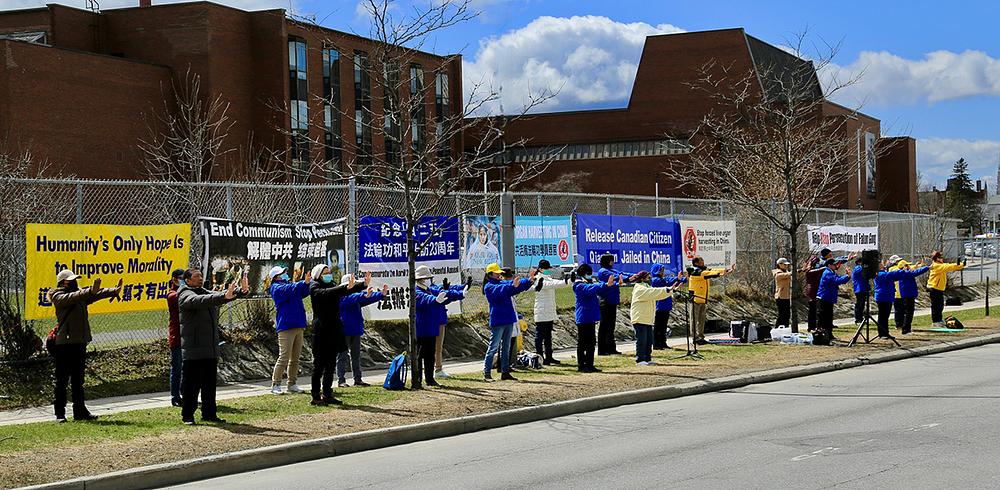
[811,329,832,346]
[383,352,408,390]
[944,316,965,330]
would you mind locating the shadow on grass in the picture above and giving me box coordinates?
[339,403,421,418]
[211,421,306,437]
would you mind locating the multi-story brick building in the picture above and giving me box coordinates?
[0,1,462,181]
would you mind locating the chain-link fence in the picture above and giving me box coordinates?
[2,178,961,348]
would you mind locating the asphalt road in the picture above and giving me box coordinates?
[171,344,1000,490]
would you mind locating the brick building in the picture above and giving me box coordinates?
[466,28,917,212]
[0,1,462,180]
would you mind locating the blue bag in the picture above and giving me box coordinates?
[383,352,408,390]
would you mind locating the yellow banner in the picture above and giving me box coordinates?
[25,223,191,319]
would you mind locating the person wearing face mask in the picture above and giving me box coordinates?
[772,258,792,329]
[650,264,686,349]
[926,251,965,327]
[573,263,618,373]
[532,260,570,365]
[338,273,383,388]
[308,265,366,405]
[629,270,676,365]
[427,275,471,378]
[268,265,312,396]
[49,269,122,422]
[596,253,630,355]
[166,269,186,407]
[415,266,466,386]
[481,263,535,382]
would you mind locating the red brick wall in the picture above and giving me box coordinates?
[876,137,917,212]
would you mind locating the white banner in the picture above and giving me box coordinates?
[807,225,879,253]
[359,259,462,321]
[679,220,737,269]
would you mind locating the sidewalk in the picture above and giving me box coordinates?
[1,298,986,427]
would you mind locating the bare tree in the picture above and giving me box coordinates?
[285,0,557,388]
[663,34,873,332]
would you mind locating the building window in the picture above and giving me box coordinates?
[383,62,401,168]
[434,71,450,160]
[288,37,309,181]
[354,51,372,171]
[503,138,691,164]
[410,64,425,154]
[0,31,46,44]
[322,47,342,179]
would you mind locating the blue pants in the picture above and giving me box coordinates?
[634,324,653,362]
[170,346,183,400]
[484,323,514,376]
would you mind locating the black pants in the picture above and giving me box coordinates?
[893,299,905,329]
[854,292,869,323]
[598,302,618,354]
[816,299,835,336]
[900,297,916,334]
[311,343,336,399]
[53,343,88,419]
[417,336,436,383]
[653,309,672,348]
[577,323,596,371]
[807,299,818,331]
[535,321,554,360]
[775,299,790,328]
[930,289,945,323]
[181,358,218,420]
[877,301,894,338]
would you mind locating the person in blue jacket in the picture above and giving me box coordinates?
[650,264,686,349]
[338,279,388,388]
[481,263,535,382]
[815,259,852,339]
[414,265,466,386]
[573,263,619,373]
[895,260,930,334]
[597,254,630,355]
[268,266,311,395]
[873,262,909,339]
[851,257,869,324]
[427,276,470,378]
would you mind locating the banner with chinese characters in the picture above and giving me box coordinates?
[358,216,461,321]
[199,218,345,295]
[24,223,191,319]
[678,220,737,269]
[514,215,574,268]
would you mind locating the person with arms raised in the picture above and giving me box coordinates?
[268,265,311,395]
[573,264,618,373]
[308,265,366,405]
[482,263,535,382]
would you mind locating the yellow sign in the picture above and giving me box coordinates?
[24,223,191,319]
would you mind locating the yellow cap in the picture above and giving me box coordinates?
[485,263,503,274]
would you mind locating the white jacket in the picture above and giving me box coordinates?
[533,275,571,322]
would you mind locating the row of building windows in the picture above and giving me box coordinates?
[503,139,691,164]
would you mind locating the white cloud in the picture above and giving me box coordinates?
[919,137,1000,188]
[3,0,293,12]
[463,15,684,115]
[823,50,1000,107]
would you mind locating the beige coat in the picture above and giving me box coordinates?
[773,269,792,300]
[630,282,672,326]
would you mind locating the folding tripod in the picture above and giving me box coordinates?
[848,283,901,347]
[674,290,705,360]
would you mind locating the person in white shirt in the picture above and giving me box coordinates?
[532,260,571,364]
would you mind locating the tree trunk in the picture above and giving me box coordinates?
[404,186,422,390]
[789,229,801,334]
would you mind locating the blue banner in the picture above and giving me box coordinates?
[359,216,460,264]
[515,215,574,268]
[575,214,681,274]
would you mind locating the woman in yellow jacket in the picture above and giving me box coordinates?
[927,251,966,327]
[630,270,678,365]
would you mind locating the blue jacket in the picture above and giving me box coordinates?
[483,277,532,327]
[269,280,310,332]
[597,267,629,305]
[851,265,869,293]
[650,264,685,311]
[428,284,465,327]
[896,266,930,298]
[817,268,851,304]
[573,279,609,324]
[339,290,384,337]
[873,269,909,303]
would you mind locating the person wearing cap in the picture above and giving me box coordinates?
[596,254,630,355]
[772,258,792,329]
[801,258,825,331]
[166,269,186,407]
[650,265,686,350]
[178,268,248,424]
[873,260,910,339]
[428,275,471,377]
[532,259,570,364]
[816,258,852,340]
[851,257,870,324]
[687,256,735,345]
[49,269,122,422]
[927,251,966,327]
[339,277,388,388]
[887,255,907,328]
[481,263,535,381]
[308,265,366,405]
[573,263,617,372]
[894,259,930,335]
[268,265,312,395]
[629,270,676,365]
[415,265,466,386]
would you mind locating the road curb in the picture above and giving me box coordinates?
[24,331,1000,490]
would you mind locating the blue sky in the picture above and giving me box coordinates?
[11,0,1000,188]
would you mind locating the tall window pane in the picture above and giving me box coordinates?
[288,37,309,182]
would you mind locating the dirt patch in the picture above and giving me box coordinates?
[4,317,999,488]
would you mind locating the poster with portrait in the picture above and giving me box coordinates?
[463,215,502,269]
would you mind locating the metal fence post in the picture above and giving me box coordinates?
[606,196,611,215]
[225,185,233,220]
[75,183,83,224]
[910,214,916,259]
[501,192,515,269]
[347,176,358,275]
[669,198,675,219]
[536,194,542,216]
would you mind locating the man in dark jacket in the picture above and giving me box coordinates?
[50,269,121,422]
[177,268,247,425]
[308,265,367,405]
